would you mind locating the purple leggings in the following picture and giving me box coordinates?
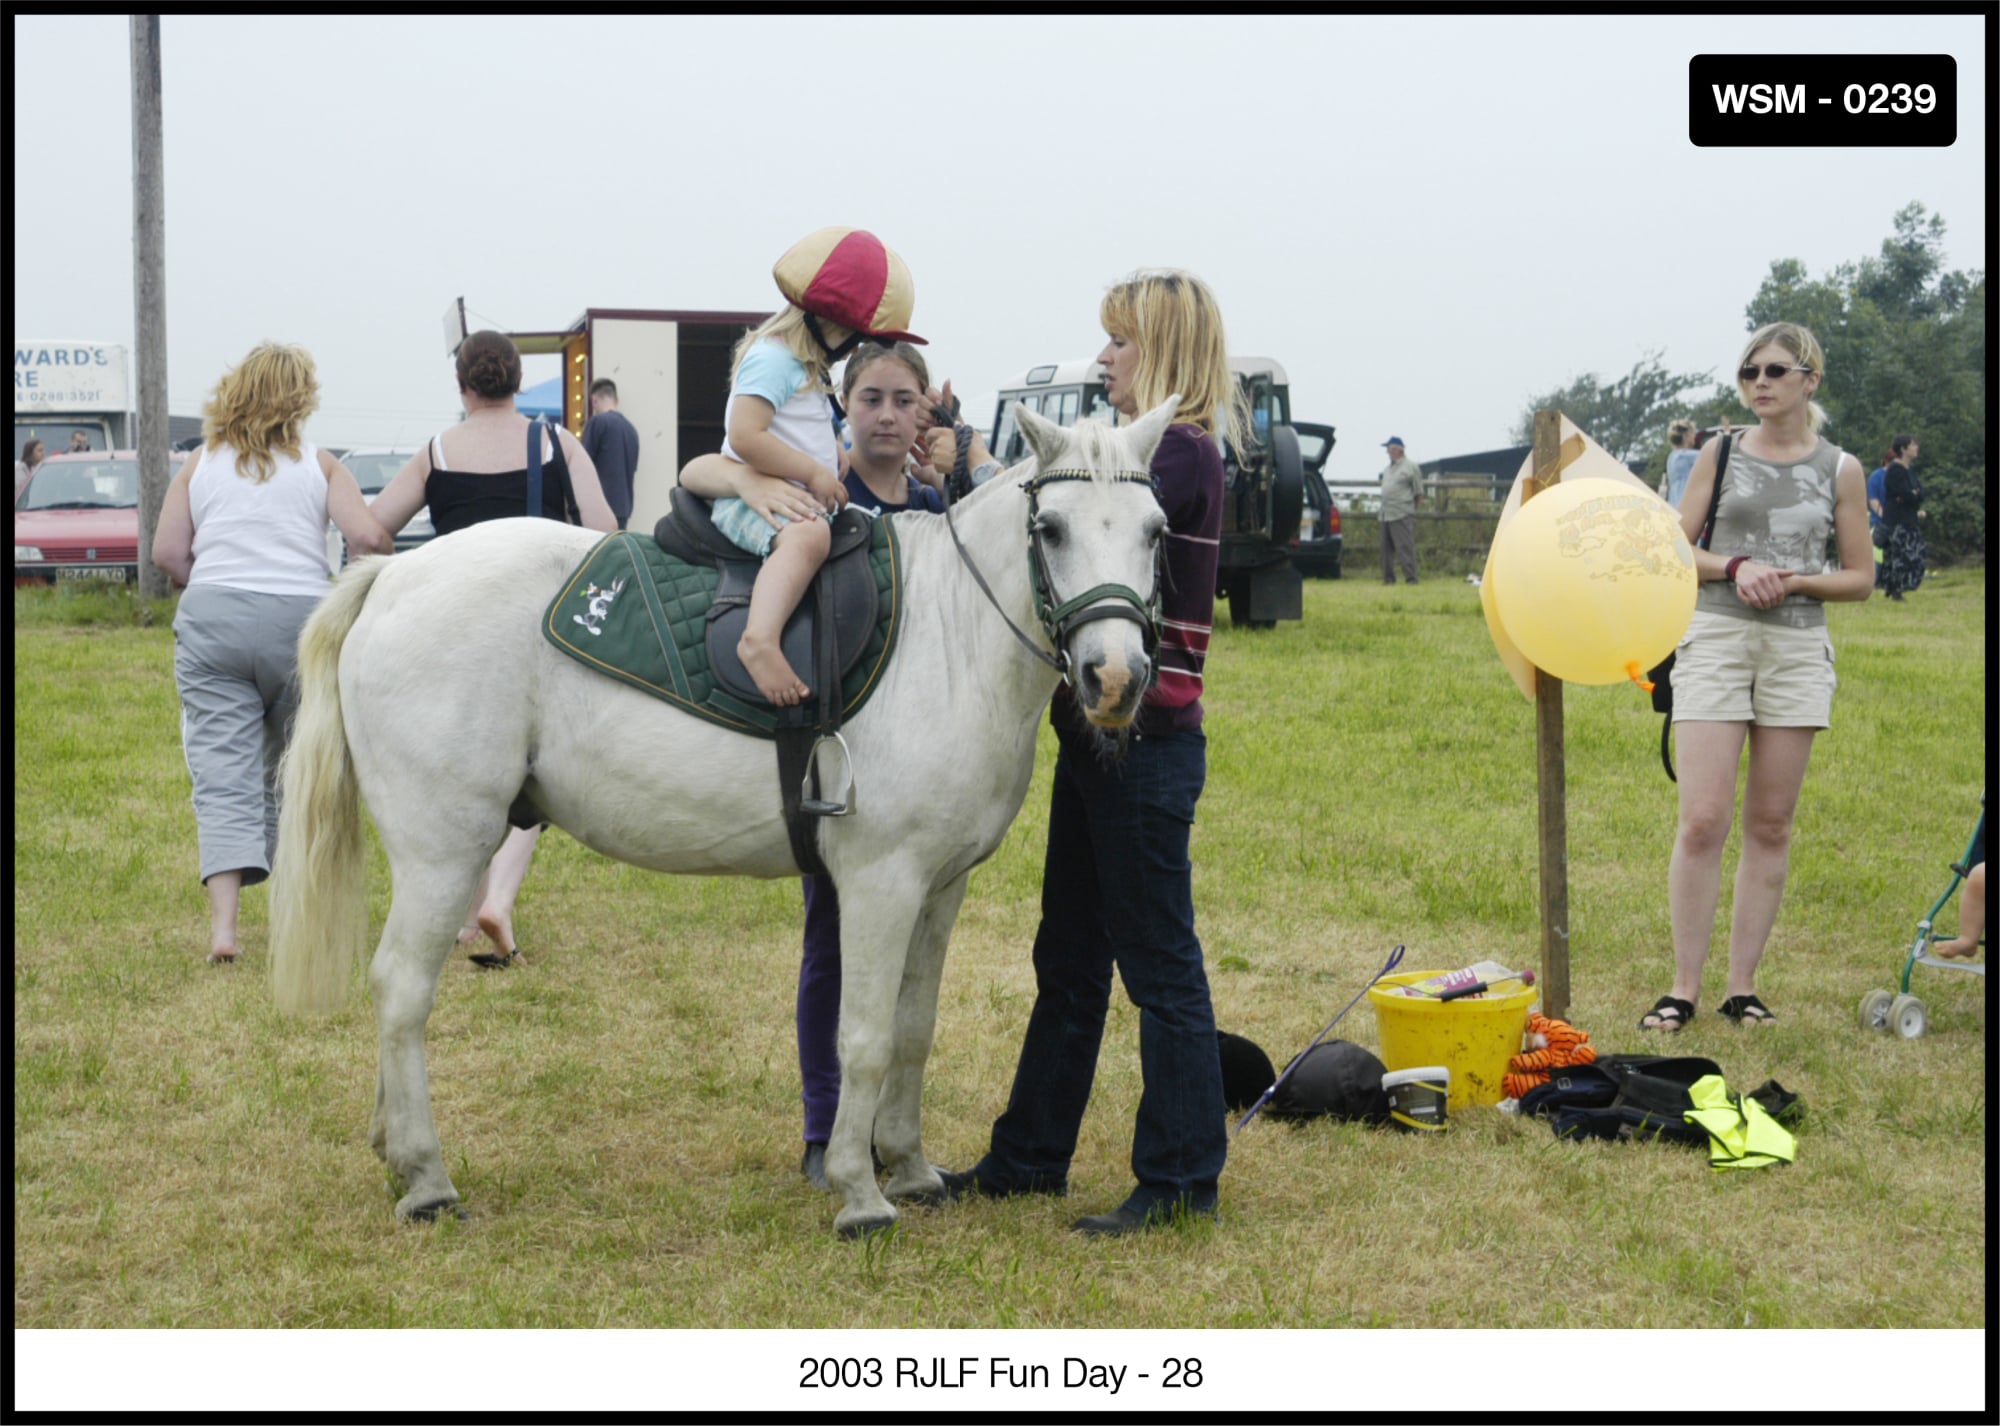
[798,875,842,1143]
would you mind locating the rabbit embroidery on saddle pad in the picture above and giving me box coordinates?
[1502,1013,1597,1100]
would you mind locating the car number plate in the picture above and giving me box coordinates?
[57,566,128,582]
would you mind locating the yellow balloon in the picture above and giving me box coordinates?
[1491,477,1696,687]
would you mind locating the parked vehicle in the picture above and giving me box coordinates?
[13,450,180,586]
[1290,421,1342,579]
[988,356,1322,626]
[330,447,431,567]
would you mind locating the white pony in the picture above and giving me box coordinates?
[270,399,1178,1237]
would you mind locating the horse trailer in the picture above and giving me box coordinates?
[460,299,770,538]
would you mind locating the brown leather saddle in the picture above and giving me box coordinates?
[654,487,881,878]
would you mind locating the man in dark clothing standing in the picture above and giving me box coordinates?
[582,378,641,530]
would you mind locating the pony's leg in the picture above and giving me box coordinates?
[825,883,926,1238]
[879,872,970,1202]
[367,852,489,1220]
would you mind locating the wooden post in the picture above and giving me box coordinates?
[131,15,170,602]
[1525,410,1570,1020]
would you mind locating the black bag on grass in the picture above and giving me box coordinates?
[1517,1054,1724,1147]
[1267,1040,1391,1124]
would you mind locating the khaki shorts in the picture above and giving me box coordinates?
[1670,611,1836,729]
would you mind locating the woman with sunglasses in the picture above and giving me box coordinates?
[1639,321,1872,1032]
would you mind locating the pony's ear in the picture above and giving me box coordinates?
[1121,395,1182,470]
[1013,400,1069,472]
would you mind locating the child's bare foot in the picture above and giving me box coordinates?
[1934,935,1980,958]
[206,945,238,965]
[739,631,809,706]
[474,908,515,955]
[457,924,483,946]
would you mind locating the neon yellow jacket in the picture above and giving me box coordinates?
[1684,1074,1796,1170]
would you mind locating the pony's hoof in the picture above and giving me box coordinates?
[885,1175,948,1207]
[398,1195,467,1223]
[835,1211,899,1240]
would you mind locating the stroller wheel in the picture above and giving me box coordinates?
[1888,993,1928,1040]
[1857,987,1893,1033]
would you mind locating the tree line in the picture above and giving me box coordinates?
[1512,203,1984,566]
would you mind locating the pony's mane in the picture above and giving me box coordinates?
[1062,417,1137,481]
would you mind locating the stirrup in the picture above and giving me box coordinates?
[800,730,854,817]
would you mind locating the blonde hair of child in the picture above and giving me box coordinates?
[732,305,833,394]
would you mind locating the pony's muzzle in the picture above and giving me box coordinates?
[1075,643,1150,727]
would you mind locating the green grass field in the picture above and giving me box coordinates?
[12,569,1986,1332]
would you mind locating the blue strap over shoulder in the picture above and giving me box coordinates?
[527,419,545,519]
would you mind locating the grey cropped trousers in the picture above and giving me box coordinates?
[171,583,324,885]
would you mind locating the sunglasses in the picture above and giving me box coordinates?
[1739,363,1814,382]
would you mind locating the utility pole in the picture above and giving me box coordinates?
[132,15,170,601]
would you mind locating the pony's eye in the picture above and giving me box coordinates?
[1034,515,1063,546]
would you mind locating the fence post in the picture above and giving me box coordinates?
[1525,410,1570,1020]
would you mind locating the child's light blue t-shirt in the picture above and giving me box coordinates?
[719,340,839,474]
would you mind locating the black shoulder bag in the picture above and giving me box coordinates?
[1649,432,1730,782]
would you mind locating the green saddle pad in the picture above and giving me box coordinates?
[542,522,903,736]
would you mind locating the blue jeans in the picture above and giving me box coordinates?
[970,725,1226,1217]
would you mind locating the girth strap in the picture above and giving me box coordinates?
[776,727,827,879]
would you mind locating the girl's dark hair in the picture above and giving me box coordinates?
[841,341,930,401]
[456,330,523,399]
[1891,433,1917,456]
[20,437,43,462]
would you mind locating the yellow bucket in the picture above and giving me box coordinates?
[1367,970,1536,1110]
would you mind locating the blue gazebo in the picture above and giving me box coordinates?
[516,374,563,420]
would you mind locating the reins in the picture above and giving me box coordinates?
[941,466,1161,682]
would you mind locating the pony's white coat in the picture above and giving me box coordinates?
[270,399,1178,1235]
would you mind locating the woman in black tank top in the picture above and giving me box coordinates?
[426,433,578,534]
[371,332,617,543]
[367,331,618,967]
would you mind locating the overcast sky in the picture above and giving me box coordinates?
[11,12,1987,486]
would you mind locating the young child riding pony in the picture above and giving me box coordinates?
[711,227,926,705]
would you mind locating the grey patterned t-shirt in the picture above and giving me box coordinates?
[1695,435,1845,629]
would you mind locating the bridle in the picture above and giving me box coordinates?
[942,466,1162,682]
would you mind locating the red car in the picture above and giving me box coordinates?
[13,450,181,587]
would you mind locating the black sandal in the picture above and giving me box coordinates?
[1638,995,1695,1032]
[469,947,523,970]
[1718,993,1777,1027]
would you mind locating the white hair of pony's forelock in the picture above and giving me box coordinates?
[1055,415,1148,482]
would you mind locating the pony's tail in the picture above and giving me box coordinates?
[270,557,387,1016]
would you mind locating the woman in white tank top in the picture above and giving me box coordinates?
[153,343,390,964]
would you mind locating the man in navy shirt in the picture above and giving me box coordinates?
[582,379,641,530]
[1864,450,1893,589]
